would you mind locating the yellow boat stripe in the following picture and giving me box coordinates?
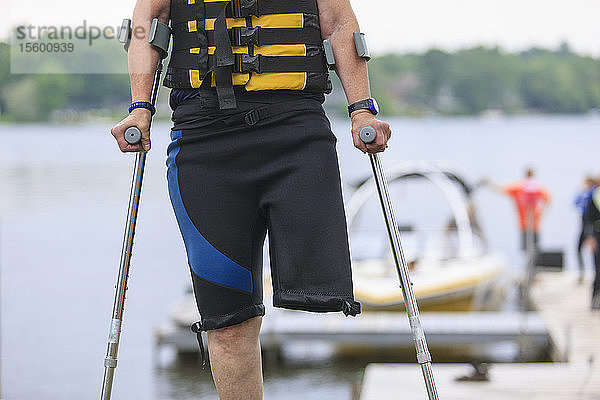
[204,13,304,31]
[354,268,503,305]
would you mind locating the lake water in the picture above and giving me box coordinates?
[1,114,599,399]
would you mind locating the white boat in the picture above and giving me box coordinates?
[347,161,508,312]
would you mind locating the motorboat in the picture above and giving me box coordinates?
[347,161,508,312]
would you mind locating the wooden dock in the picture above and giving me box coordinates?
[360,362,599,400]
[156,305,548,354]
[529,271,600,363]
[360,272,600,399]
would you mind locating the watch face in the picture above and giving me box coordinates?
[369,98,379,114]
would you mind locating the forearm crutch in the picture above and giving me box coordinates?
[100,18,170,400]
[359,126,440,400]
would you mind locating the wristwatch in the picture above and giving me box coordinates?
[348,98,379,117]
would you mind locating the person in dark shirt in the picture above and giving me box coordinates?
[582,179,600,310]
[574,175,597,283]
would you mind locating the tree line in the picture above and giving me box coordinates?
[1,41,599,122]
[365,44,600,116]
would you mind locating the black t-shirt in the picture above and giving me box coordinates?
[170,88,326,131]
[170,88,324,110]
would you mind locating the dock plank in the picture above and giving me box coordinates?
[360,363,600,400]
[530,272,600,363]
[360,272,600,399]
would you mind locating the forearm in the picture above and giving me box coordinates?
[319,1,370,106]
[128,0,170,102]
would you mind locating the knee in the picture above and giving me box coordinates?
[208,316,262,350]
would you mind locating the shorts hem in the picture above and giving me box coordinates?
[201,304,266,331]
[273,290,361,316]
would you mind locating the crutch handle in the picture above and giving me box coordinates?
[359,126,377,144]
[124,126,142,145]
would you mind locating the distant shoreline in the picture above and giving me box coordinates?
[1,42,599,121]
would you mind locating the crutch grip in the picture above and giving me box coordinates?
[359,126,377,144]
[124,126,142,145]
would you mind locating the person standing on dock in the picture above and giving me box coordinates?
[110,0,391,398]
[483,168,551,252]
[582,180,600,310]
[574,175,598,283]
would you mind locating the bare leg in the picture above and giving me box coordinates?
[207,316,263,400]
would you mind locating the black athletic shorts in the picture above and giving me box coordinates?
[166,92,361,331]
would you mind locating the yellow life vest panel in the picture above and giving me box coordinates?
[164,0,332,109]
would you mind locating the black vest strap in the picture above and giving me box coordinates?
[164,67,192,88]
[204,0,318,18]
[168,50,209,69]
[194,0,207,50]
[230,53,326,74]
[219,98,324,126]
[171,23,195,51]
[206,26,322,47]
[213,2,237,109]
[170,0,195,23]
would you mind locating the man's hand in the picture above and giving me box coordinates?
[110,108,152,153]
[351,110,391,154]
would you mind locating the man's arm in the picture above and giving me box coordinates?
[110,0,170,153]
[317,0,391,154]
[479,177,508,195]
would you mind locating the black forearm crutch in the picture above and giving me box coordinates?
[100,18,171,400]
[359,126,439,400]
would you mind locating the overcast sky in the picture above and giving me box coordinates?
[4,0,600,56]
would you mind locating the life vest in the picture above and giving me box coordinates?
[165,0,332,109]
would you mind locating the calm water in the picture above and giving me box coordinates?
[1,114,599,399]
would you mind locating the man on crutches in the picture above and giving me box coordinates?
[108,0,399,398]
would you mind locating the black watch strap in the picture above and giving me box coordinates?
[348,98,378,117]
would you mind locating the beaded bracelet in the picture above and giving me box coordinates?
[129,101,156,116]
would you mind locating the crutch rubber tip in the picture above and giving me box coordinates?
[359,126,377,144]
[124,126,142,145]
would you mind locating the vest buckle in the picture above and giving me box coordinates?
[234,54,260,73]
[244,109,260,126]
[231,0,259,18]
[231,26,260,46]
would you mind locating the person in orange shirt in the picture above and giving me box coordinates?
[484,168,551,251]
